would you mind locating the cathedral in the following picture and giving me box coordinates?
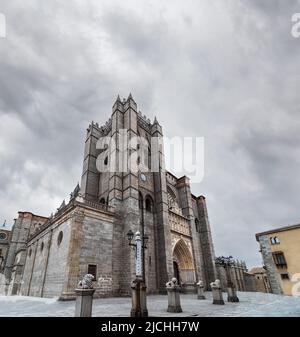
[3,95,217,299]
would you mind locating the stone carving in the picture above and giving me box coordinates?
[197,280,206,300]
[197,280,204,287]
[166,277,179,289]
[77,274,95,289]
[210,279,221,288]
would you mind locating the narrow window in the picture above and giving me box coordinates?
[195,218,200,232]
[272,251,287,268]
[139,192,143,210]
[281,273,289,280]
[57,231,63,246]
[88,264,97,279]
[145,196,153,212]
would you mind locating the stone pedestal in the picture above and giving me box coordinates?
[227,286,239,302]
[196,281,206,300]
[75,288,95,317]
[166,278,182,313]
[210,280,224,305]
[131,278,148,317]
[167,288,182,312]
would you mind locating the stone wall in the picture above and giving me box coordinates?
[20,200,116,299]
[258,235,283,294]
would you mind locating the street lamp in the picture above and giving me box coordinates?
[127,229,149,317]
[215,256,239,302]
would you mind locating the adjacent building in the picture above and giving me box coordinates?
[249,267,271,293]
[256,223,300,295]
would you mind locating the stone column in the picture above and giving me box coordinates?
[166,278,182,313]
[210,279,224,305]
[196,280,206,300]
[75,274,95,317]
[226,266,239,303]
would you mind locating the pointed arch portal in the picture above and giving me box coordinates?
[172,239,196,284]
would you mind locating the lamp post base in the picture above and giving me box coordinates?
[131,278,148,317]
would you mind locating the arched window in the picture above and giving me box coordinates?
[147,147,151,170]
[167,186,180,212]
[145,196,154,212]
[104,156,108,166]
[40,242,44,252]
[139,192,143,210]
[195,218,200,233]
[270,236,280,245]
[57,231,63,246]
[100,198,106,205]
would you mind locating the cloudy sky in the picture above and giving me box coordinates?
[1,0,300,267]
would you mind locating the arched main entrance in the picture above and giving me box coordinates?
[172,239,195,284]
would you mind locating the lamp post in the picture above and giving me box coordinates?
[215,256,239,303]
[127,229,149,317]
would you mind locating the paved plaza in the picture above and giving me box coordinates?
[0,292,300,317]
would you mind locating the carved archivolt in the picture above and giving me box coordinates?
[172,238,195,270]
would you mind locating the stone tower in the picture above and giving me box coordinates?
[80,94,217,293]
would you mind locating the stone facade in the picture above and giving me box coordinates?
[216,260,248,292]
[256,234,284,295]
[3,95,218,299]
[248,267,272,293]
[0,227,11,272]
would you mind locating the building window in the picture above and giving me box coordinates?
[270,236,280,245]
[40,242,44,252]
[195,219,200,233]
[148,147,151,170]
[145,196,153,212]
[0,232,7,241]
[104,156,108,166]
[57,231,63,246]
[272,251,287,268]
[281,273,289,280]
[88,264,97,279]
[139,192,143,210]
[100,198,106,205]
[28,248,32,257]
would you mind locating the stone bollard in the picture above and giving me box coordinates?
[196,280,206,300]
[166,277,182,313]
[75,274,95,317]
[210,279,224,305]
